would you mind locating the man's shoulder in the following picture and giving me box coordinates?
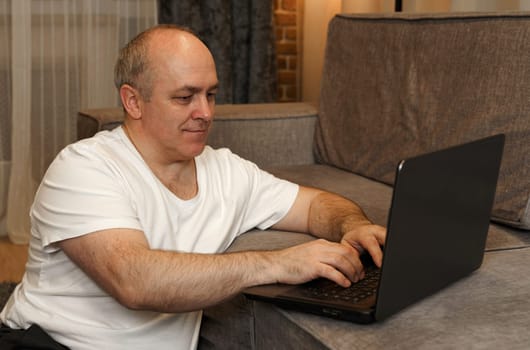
[58,128,128,164]
[44,128,133,184]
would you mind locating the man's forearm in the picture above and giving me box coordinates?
[126,249,277,312]
[60,229,280,314]
[308,192,372,242]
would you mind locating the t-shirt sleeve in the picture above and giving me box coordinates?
[246,169,299,231]
[216,149,299,233]
[31,144,142,251]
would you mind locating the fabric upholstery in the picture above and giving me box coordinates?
[199,295,255,350]
[77,108,125,140]
[208,103,318,168]
[315,12,530,229]
[253,302,329,350]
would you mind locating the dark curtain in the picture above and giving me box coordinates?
[157,0,277,104]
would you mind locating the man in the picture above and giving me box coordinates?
[1,25,385,349]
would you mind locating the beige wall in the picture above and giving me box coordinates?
[301,0,394,103]
[301,0,340,103]
[342,0,395,13]
[403,0,451,12]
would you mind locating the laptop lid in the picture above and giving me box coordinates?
[374,133,505,320]
[245,134,505,323]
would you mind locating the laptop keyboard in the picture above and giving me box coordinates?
[301,267,380,303]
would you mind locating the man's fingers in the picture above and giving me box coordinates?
[318,265,352,288]
[319,246,364,283]
[276,238,370,286]
[373,225,387,246]
[343,224,387,268]
[367,225,386,267]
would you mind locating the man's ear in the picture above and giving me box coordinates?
[119,84,142,120]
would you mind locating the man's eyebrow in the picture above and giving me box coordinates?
[175,84,219,94]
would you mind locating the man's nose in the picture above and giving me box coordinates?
[191,95,214,121]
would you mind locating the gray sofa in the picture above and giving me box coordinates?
[78,12,530,349]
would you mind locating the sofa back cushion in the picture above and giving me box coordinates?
[315,12,530,229]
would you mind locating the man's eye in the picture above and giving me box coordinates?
[174,96,192,103]
[207,92,217,101]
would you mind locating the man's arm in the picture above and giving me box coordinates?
[59,229,280,313]
[58,186,385,314]
[272,186,386,281]
[59,226,367,313]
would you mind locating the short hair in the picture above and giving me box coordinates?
[114,24,196,101]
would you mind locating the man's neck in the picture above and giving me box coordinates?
[122,124,199,200]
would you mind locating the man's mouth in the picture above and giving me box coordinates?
[182,120,210,134]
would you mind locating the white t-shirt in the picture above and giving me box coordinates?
[0,126,298,350]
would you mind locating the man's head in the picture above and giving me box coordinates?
[114,24,197,101]
[114,25,219,162]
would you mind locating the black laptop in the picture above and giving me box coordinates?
[244,134,505,324]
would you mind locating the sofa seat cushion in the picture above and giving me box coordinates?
[315,12,530,229]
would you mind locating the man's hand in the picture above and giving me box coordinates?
[271,224,385,288]
[271,239,364,287]
[340,224,386,268]
[272,186,387,287]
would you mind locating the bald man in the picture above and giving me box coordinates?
[1,25,385,349]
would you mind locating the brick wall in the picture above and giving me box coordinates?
[274,0,301,102]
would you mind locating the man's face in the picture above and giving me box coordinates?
[138,32,219,162]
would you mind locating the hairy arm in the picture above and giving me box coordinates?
[59,229,280,313]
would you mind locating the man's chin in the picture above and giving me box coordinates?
[174,134,209,160]
[186,143,207,158]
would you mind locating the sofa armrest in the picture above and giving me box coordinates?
[77,108,125,140]
[209,103,318,167]
[77,102,319,168]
